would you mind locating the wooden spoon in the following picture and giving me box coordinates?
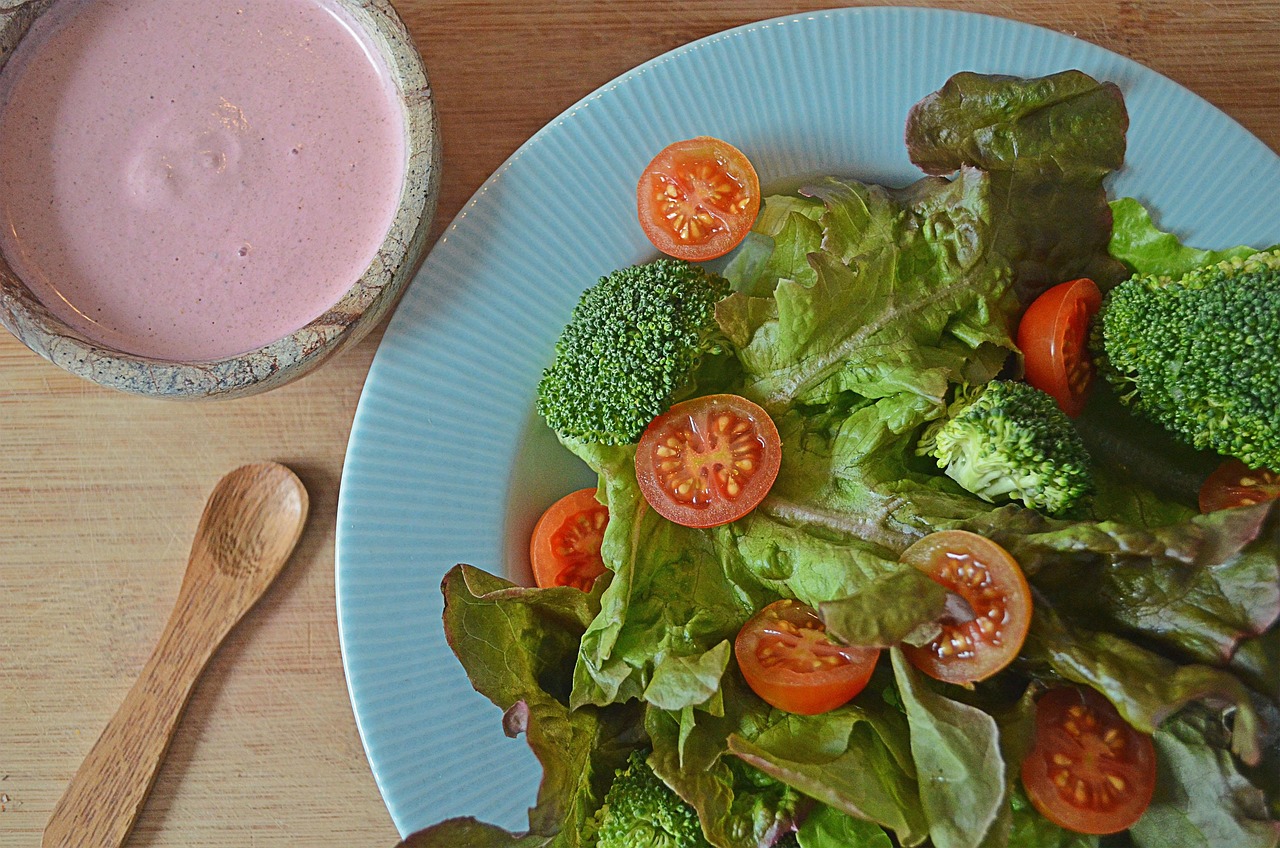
[42,462,310,848]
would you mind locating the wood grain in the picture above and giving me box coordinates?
[42,464,308,848]
[0,2,1276,847]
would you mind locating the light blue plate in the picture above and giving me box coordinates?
[336,7,1280,838]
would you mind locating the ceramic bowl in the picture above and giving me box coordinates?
[0,0,439,399]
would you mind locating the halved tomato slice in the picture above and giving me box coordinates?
[1198,458,1280,513]
[899,530,1031,685]
[1021,686,1157,835]
[1017,278,1103,418]
[529,488,608,591]
[637,136,760,261]
[735,599,880,715]
[635,394,781,528]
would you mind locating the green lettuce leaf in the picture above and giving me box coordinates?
[1024,604,1264,765]
[723,194,825,297]
[796,803,893,848]
[720,167,1018,410]
[819,569,948,648]
[646,677,800,848]
[440,565,644,846]
[1108,196,1275,278]
[1005,786,1098,848]
[737,399,995,567]
[1131,707,1280,848]
[962,502,1280,665]
[1232,628,1280,702]
[891,650,1007,848]
[644,640,733,712]
[906,69,1130,297]
[648,678,812,848]
[727,687,929,846]
[906,71,1125,177]
[724,508,911,604]
[564,440,774,711]
[398,818,555,848]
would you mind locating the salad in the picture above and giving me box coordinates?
[403,71,1280,847]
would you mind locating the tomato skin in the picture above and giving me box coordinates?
[529,488,609,591]
[899,530,1031,685]
[635,394,781,529]
[1018,278,1103,418]
[1199,458,1280,513]
[735,600,880,715]
[1021,687,1157,835]
[637,136,761,261]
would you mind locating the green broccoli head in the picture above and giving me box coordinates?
[590,750,709,848]
[918,380,1094,516]
[1094,248,1280,472]
[537,259,730,445]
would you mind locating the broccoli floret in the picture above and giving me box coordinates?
[537,259,730,445]
[1094,248,1280,472]
[589,750,710,848]
[917,380,1094,516]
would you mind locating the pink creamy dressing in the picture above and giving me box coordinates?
[0,0,406,361]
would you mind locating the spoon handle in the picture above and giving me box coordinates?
[42,574,245,848]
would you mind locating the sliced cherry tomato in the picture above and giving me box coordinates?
[1021,686,1157,835]
[735,599,880,715]
[635,393,781,528]
[637,136,761,261]
[1199,458,1280,513]
[529,488,608,591]
[1017,278,1103,418]
[899,530,1031,685]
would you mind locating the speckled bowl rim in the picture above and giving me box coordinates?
[0,0,439,400]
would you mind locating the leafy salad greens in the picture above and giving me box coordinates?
[404,71,1280,848]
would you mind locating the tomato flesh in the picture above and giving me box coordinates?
[637,136,760,261]
[635,394,781,528]
[1018,278,1103,418]
[899,530,1031,684]
[1021,687,1156,835]
[735,599,879,715]
[529,488,608,591]
[1199,458,1280,513]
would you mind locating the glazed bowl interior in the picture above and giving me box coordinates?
[0,0,439,400]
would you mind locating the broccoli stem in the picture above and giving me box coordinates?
[1073,382,1221,506]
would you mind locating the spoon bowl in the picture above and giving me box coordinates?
[42,462,309,848]
[185,462,310,608]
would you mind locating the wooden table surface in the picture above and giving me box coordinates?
[1,1,1276,846]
